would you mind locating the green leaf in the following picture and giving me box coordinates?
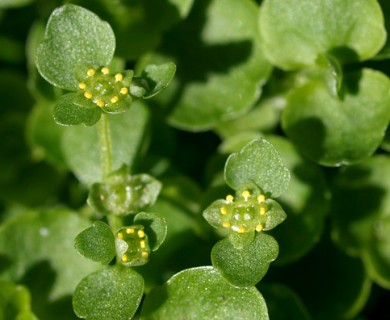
[134,212,168,251]
[63,101,150,185]
[36,4,115,90]
[140,266,269,320]
[317,53,343,98]
[259,0,386,70]
[0,208,101,301]
[263,199,287,230]
[74,221,116,264]
[362,216,390,289]
[132,62,176,99]
[88,170,162,216]
[0,281,38,320]
[0,0,33,8]
[140,0,272,130]
[26,101,67,167]
[224,138,290,197]
[73,266,144,320]
[54,93,101,126]
[266,135,330,265]
[282,69,390,166]
[211,232,279,287]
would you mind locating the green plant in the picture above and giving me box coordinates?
[1,0,390,319]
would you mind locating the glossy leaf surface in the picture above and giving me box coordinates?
[73,266,144,320]
[259,0,386,69]
[224,138,290,197]
[140,267,269,319]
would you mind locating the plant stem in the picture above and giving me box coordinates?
[97,113,113,180]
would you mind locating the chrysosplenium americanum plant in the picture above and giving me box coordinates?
[2,0,390,319]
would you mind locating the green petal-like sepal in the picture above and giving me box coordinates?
[115,225,151,266]
[53,93,101,126]
[88,168,162,216]
[203,181,286,248]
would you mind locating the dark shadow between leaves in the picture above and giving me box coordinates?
[156,0,253,114]
[284,117,326,164]
[21,260,77,320]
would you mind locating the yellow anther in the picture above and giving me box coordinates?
[242,190,250,200]
[101,67,109,75]
[126,228,134,234]
[220,207,227,215]
[96,100,105,108]
[87,69,95,76]
[222,221,231,228]
[139,240,146,249]
[122,254,128,262]
[237,226,246,233]
[117,232,123,240]
[138,230,145,238]
[226,195,234,203]
[120,87,128,95]
[78,82,87,89]
[258,194,266,203]
[256,224,263,232]
[115,73,123,82]
[110,96,119,104]
[141,251,149,259]
[260,206,266,215]
[84,91,92,99]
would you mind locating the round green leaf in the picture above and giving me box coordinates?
[211,232,279,287]
[74,221,116,265]
[224,138,290,197]
[73,266,144,320]
[141,0,272,130]
[63,101,150,185]
[36,4,115,90]
[282,69,390,166]
[134,212,167,251]
[259,0,386,70]
[140,266,269,320]
[0,209,101,300]
[54,93,101,126]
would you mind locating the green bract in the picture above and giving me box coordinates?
[259,0,386,70]
[211,232,279,287]
[88,167,162,216]
[140,267,269,319]
[74,221,116,265]
[36,4,115,91]
[224,138,290,197]
[73,266,144,320]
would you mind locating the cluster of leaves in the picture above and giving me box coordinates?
[1,0,390,319]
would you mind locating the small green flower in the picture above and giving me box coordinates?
[74,65,134,113]
[88,166,162,217]
[203,181,286,248]
[116,225,151,267]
